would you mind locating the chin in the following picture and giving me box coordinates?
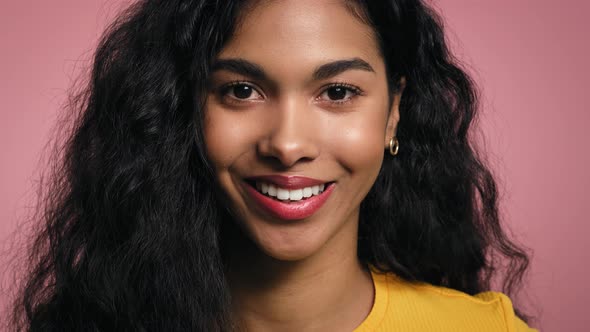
[258,243,319,262]
[246,223,329,262]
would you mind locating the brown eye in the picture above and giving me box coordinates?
[220,82,263,102]
[318,84,362,104]
[233,85,254,99]
[326,86,347,100]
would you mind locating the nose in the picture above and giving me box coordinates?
[256,97,320,168]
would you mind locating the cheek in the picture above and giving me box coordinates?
[324,110,387,178]
[203,109,250,171]
[202,116,229,171]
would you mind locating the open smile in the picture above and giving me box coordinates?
[243,175,335,220]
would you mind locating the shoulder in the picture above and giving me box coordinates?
[368,271,538,332]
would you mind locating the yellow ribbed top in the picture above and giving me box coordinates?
[353,268,538,331]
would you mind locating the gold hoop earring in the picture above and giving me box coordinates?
[389,136,399,156]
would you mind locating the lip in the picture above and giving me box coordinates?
[243,179,335,221]
[245,175,328,189]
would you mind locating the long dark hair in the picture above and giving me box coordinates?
[9,0,532,330]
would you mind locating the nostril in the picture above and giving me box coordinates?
[258,155,301,169]
[256,134,320,168]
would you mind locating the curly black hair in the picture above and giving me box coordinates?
[8,0,532,330]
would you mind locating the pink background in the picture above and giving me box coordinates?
[1,1,588,330]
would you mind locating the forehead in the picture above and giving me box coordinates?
[217,0,383,74]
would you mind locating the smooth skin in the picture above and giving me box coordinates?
[204,1,404,330]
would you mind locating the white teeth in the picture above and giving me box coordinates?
[277,188,290,200]
[268,184,277,197]
[311,185,319,195]
[261,183,269,194]
[254,181,329,201]
[289,189,303,201]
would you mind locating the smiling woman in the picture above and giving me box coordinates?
[9,0,537,331]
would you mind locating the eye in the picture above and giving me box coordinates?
[220,82,263,102]
[317,84,362,104]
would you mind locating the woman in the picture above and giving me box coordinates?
[10,0,538,331]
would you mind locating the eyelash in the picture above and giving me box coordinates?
[318,83,363,105]
[218,80,364,106]
[218,81,262,104]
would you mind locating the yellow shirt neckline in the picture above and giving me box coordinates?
[353,268,390,331]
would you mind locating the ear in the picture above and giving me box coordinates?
[384,77,406,149]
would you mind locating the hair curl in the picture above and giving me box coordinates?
[9,0,532,330]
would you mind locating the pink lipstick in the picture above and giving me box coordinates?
[243,175,335,220]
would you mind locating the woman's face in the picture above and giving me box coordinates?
[204,0,400,261]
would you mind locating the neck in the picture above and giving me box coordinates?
[225,221,374,331]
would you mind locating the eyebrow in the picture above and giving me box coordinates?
[211,57,375,81]
[211,58,267,81]
[312,58,375,80]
